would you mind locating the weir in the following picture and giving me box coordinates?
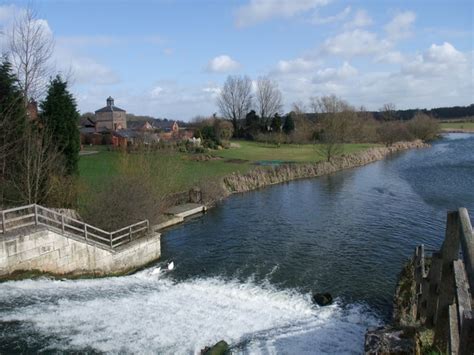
[0,204,161,277]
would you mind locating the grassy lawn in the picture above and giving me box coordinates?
[440,122,474,130]
[212,141,379,163]
[78,141,378,201]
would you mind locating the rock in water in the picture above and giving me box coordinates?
[312,292,333,306]
[201,340,229,355]
[364,326,421,354]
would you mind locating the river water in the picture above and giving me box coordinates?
[1,133,473,354]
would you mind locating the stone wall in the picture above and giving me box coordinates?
[0,227,161,278]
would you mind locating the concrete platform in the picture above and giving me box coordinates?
[165,203,207,218]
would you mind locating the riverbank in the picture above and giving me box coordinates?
[156,140,428,231]
[219,140,428,198]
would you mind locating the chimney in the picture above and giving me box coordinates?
[107,96,114,107]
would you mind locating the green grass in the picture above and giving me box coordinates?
[78,141,379,200]
[212,141,378,163]
[440,122,474,130]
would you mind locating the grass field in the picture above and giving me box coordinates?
[78,141,378,199]
[440,122,474,131]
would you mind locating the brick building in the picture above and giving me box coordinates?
[94,97,127,131]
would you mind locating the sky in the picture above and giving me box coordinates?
[0,0,473,120]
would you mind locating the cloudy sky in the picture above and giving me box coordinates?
[0,0,472,120]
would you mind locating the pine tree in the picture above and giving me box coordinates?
[0,58,28,203]
[41,76,80,175]
[271,113,282,132]
[283,114,295,134]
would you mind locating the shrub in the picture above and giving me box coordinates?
[406,113,440,141]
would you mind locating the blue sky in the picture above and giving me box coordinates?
[0,0,473,120]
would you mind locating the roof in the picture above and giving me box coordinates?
[113,129,140,139]
[95,105,126,113]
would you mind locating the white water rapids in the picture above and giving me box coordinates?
[0,263,380,354]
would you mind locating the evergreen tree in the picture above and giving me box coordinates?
[282,114,295,134]
[271,113,282,132]
[0,58,28,203]
[41,76,80,175]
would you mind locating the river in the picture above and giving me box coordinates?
[1,133,473,354]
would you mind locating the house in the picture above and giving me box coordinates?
[94,97,127,131]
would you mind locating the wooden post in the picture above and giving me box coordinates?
[434,212,461,348]
[459,311,474,355]
[84,224,88,240]
[448,303,460,355]
[129,226,132,242]
[61,215,65,233]
[458,208,474,292]
[110,233,113,248]
[146,220,149,232]
[1,211,5,234]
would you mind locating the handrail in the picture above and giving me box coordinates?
[0,204,149,249]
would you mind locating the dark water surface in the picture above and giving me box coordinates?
[1,133,473,354]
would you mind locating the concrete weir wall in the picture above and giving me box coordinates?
[0,227,161,278]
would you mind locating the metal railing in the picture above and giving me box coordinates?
[0,204,149,249]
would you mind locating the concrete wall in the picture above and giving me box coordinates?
[0,227,161,278]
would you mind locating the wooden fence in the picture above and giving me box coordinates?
[415,208,473,354]
[0,204,149,249]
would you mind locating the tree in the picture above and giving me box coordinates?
[380,103,398,121]
[245,109,261,137]
[13,125,65,204]
[406,112,440,141]
[8,7,54,102]
[41,76,80,175]
[271,113,282,132]
[216,75,253,134]
[0,58,28,203]
[256,76,282,128]
[282,114,295,134]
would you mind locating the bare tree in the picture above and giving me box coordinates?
[256,76,282,128]
[8,7,54,102]
[380,103,397,121]
[313,95,356,162]
[217,75,253,134]
[13,125,64,204]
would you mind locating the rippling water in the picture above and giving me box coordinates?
[1,133,473,354]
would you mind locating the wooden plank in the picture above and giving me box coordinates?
[453,261,472,328]
[458,208,474,293]
[449,303,460,355]
[459,311,474,355]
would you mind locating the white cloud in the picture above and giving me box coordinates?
[344,9,373,29]
[150,86,164,98]
[206,55,240,73]
[322,29,391,57]
[401,42,468,77]
[275,57,320,73]
[385,11,416,40]
[235,0,330,27]
[312,6,351,25]
[312,61,357,83]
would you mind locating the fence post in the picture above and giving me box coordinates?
[34,205,38,226]
[84,224,88,240]
[129,226,132,242]
[146,220,149,232]
[110,233,113,248]
[61,215,65,233]
[1,211,5,234]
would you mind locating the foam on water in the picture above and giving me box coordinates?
[1,266,380,354]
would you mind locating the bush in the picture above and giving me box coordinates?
[406,113,440,141]
[377,121,413,146]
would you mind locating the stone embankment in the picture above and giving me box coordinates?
[223,141,428,194]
